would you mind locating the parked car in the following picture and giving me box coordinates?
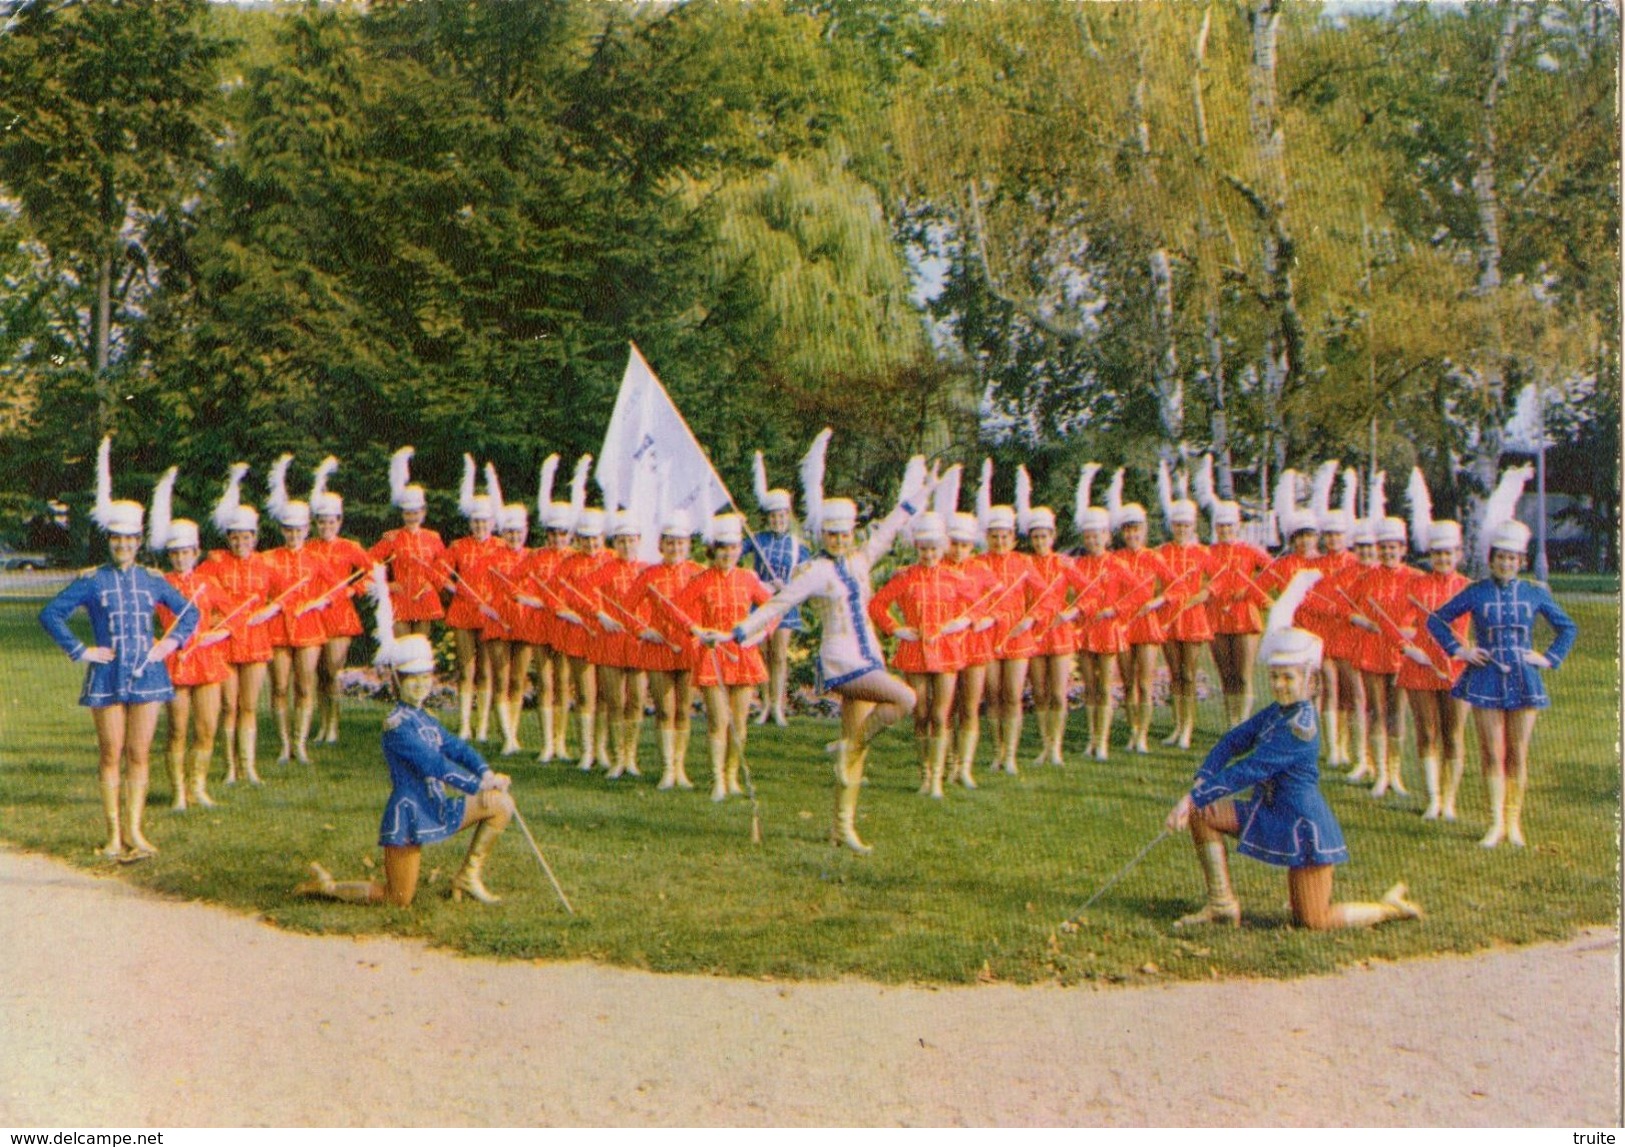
[0,543,56,570]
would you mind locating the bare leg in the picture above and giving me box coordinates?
[763,627,792,725]
[993,657,1029,773]
[1475,705,1509,847]
[120,702,162,854]
[1440,695,1469,819]
[236,662,268,785]
[270,646,294,761]
[292,645,320,762]
[1408,687,1444,819]
[91,705,129,856]
[475,635,495,742]
[165,688,192,810]
[221,669,240,781]
[570,656,598,770]
[951,663,987,787]
[319,635,352,742]
[188,682,222,807]
[1289,863,1421,930]
[1319,657,1342,765]
[454,628,479,739]
[1504,707,1538,847]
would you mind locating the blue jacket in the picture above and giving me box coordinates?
[39,565,198,707]
[1191,701,1349,869]
[745,530,812,631]
[1426,576,1576,710]
[377,704,491,847]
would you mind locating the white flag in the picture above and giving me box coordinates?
[598,344,733,563]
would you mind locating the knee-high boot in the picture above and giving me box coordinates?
[167,742,188,811]
[1441,748,1465,821]
[475,687,493,743]
[1386,735,1409,795]
[673,726,694,789]
[1001,712,1022,775]
[1368,732,1390,798]
[275,698,292,762]
[656,728,677,790]
[552,702,571,758]
[451,820,504,904]
[725,737,744,796]
[1322,706,1342,766]
[123,774,156,856]
[240,725,263,786]
[605,717,627,779]
[295,862,380,903]
[955,727,979,789]
[1175,840,1240,928]
[709,730,729,801]
[97,775,122,858]
[596,711,611,766]
[624,714,643,777]
[1480,772,1507,848]
[915,736,933,794]
[1506,775,1527,847]
[927,734,948,799]
[576,711,596,770]
[1329,883,1423,928]
[188,747,216,808]
[1093,702,1113,760]
[1421,753,1442,820]
[536,703,556,763]
[831,741,871,854]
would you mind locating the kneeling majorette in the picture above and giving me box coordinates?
[296,567,515,907]
[149,467,231,811]
[1426,466,1577,848]
[40,438,198,860]
[723,434,936,854]
[1165,570,1423,931]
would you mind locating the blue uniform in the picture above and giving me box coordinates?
[39,565,199,707]
[377,704,492,848]
[1191,701,1349,869]
[745,530,811,631]
[1426,576,1577,710]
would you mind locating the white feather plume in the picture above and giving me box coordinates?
[485,462,503,513]
[1479,464,1534,565]
[211,463,249,534]
[799,428,832,539]
[1273,468,1299,526]
[92,435,114,528]
[536,453,560,514]
[266,453,293,521]
[975,457,994,534]
[1340,467,1358,524]
[933,463,962,517]
[752,451,770,508]
[1266,568,1323,633]
[1014,464,1033,531]
[1156,459,1175,524]
[311,456,339,500]
[569,454,592,517]
[1175,470,1190,503]
[900,455,930,514]
[1105,468,1125,529]
[148,466,177,552]
[1407,466,1433,553]
[458,454,478,517]
[369,563,396,660]
[1367,470,1387,524]
[1073,462,1100,533]
[1310,460,1339,517]
[389,446,414,504]
[1193,454,1215,509]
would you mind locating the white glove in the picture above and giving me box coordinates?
[1402,644,1431,666]
[974,617,995,633]
[148,638,179,664]
[557,608,582,626]
[248,603,282,626]
[598,612,622,634]
[640,627,664,644]
[1522,650,1552,669]
[478,771,511,792]
[516,594,544,610]
[894,627,920,642]
[939,617,971,636]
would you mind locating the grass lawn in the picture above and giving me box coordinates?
[0,596,1616,986]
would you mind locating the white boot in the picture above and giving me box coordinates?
[1506,775,1527,847]
[656,728,677,790]
[1421,753,1442,820]
[1480,772,1507,848]
[1386,735,1409,796]
[576,712,596,771]
[956,728,979,789]
[927,734,948,799]
[188,748,216,809]
[673,727,694,789]
[710,733,729,802]
[536,703,556,763]
[457,690,474,741]
[475,687,493,743]
[450,821,503,904]
[167,745,188,812]
[1175,840,1240,928]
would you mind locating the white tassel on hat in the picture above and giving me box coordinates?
[148,467,177,552]
[1073,462,1100,534]
[975,457,994,536]
[799,427,832,541]
[1014,464,1033,533]
[211,463,252,534]
[752,451,770,509]
[568,454,592,519]
[1193,454,1215,510]
[266,454,293,522]
[932,463,962,518]
[1407,466,1433,554]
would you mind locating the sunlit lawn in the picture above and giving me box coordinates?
[0,596,1615,985]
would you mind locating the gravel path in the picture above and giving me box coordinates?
[0,846,1616,1127]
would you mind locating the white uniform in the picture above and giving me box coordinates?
[735,504,911,690]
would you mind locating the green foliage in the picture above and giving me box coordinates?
[1,596,1615,984]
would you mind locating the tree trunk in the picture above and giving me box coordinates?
[1462,0,1522,569]
[93,246,113,436]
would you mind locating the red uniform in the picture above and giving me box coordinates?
[1204,541,1271,636]
[582,553,646,669]
[868,562,971,674]
[552,550,616,660]
[1077,552,1151,656]
[1310,553,1369,664]
[680,566,772,686]
[1117,546,1179,646]
[976,550,1039,660]
[1396,569,1470,691]
[368,526,448,623]
[197,549,275,665]
[1346,564,1420,675]
[944,555,997,667]
[1157,542,1215,643]
[630,560,703,673]
[159,568,231,687]
[442,535,507,631]
[261,544,333,649]
[510,546,569,647]
[1026,552,1097,657]
[305,535,372,639]
[481,543,529,642]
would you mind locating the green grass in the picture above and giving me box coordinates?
[1,598,1616,986]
